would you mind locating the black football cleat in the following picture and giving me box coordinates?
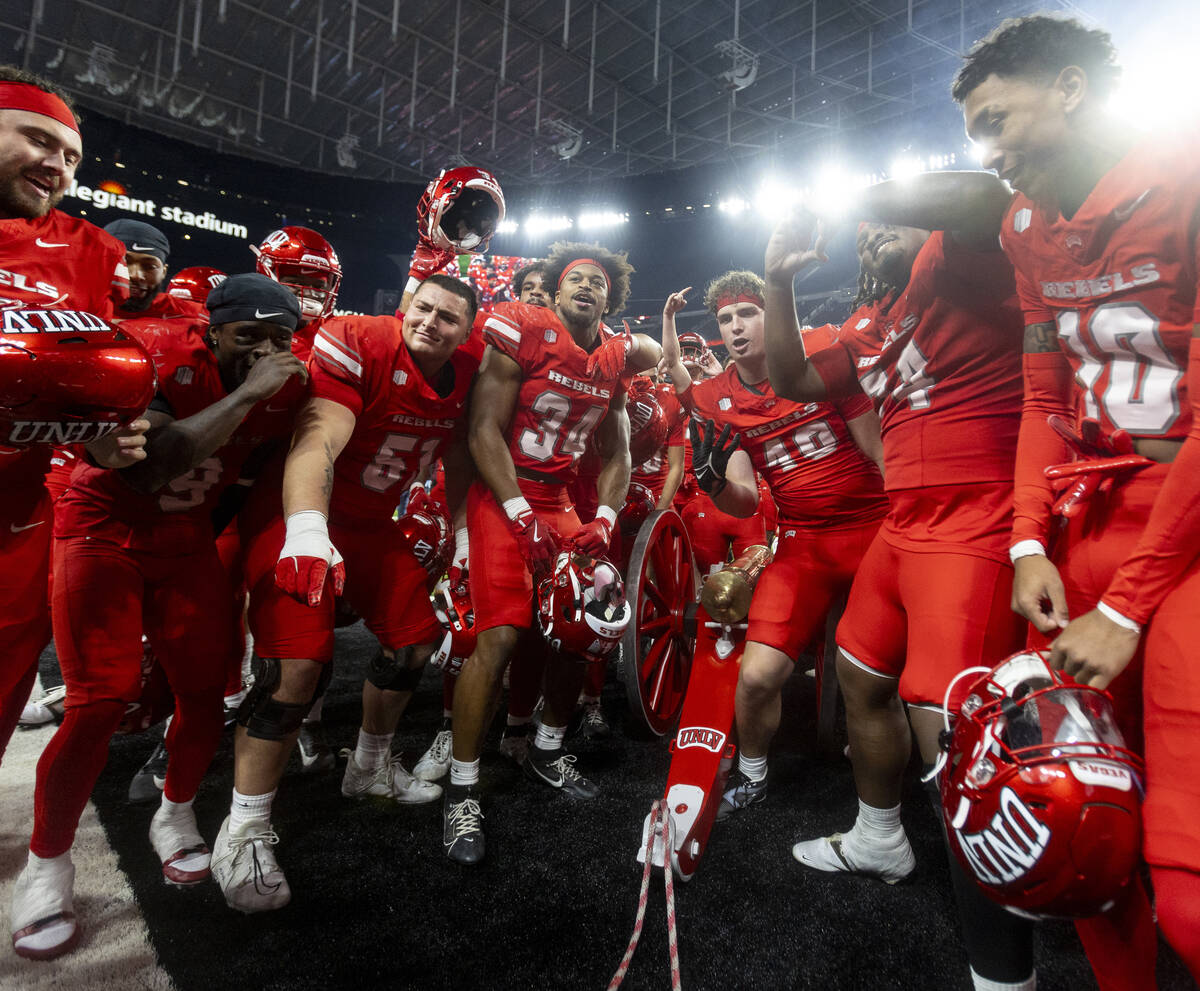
[522,747,600,800]
[717,768,767,820]
[443,784,485,865]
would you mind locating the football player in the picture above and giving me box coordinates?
[443,241,635,864]
[511,260,550,308]
[105,219,205,322]
[763,213,1031,991]
[0,66,147,766]
[209,274,480,912]
[10,274,306,959]
[659,272,888,818]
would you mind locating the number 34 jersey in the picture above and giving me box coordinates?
[481,300,626,484]
[999,130,1200,440]
[310,313,483,521]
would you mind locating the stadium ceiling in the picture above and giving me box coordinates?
[6,0,1109,184]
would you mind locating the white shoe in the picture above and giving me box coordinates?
[18,685,67,727]
[791,829,916,885]
[11,853,79,960]
[210,815,290,913]
[413,728,452,782]
[149,804,211,886]
[340,749,441,803]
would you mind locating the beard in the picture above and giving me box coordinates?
[0,168,64,219]
[122,284,160,312]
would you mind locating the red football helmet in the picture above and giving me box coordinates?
[252,226,342,321]
[619,482,656,536]
[0,308,157,445]
[940,651,1144,920]
[396,507,453,584]
[536,552,632,661]
[167,266,227,304]
[627,377,669,466]
[417,167,506,253]
[677,331,708,367]
[430,574,476,676]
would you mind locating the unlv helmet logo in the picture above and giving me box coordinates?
[954,786,1051,887]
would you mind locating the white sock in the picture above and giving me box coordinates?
[450,757,479,787]
[738,753,768,782]
[27,850,71,873]
[354,730,393,771]
[305,694,325,723]
[534,723,566,751]
[229,788,275,831]
[158,795,194,819]
[971,970,1036,991]
[853,800,903,842]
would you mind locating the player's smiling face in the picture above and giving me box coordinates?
[403,282,472,376]
[0,109,82,219]
[210,320,294,391]
[555,263,609,327]
[519,271,549,308]
[963,72,1075,204]
[856,223,928,288]
[716,300,765,365]
[123,250,167,310]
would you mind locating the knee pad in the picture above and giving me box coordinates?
[237,656,314,741]
[366,646,422,692]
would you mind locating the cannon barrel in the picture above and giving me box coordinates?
[699,544,773,624]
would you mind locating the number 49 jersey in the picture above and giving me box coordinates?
[1000,130,1200,440]
[482,300,625,483]
[310,313,483,521]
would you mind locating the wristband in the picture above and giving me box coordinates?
[285,509,329,539]
[454,527,470,557]
[1096,601,1142,635]
[502,496,532,523]
[596,505,618,529]
[1008,540,1046,564]
[404,274,422,297]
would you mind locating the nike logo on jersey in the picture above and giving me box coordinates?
[10,521,44,533]
[1112,188,1153,222]
[35,238,69,248]
[255,309,284,319]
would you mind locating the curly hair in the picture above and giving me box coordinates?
[542,241,634,316]
[703,270,765,315]
[511,260,548,297]
[851,267,895,311]
[951,15,1120,104]
[0,65,80,125]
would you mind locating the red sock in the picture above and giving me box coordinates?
[1074,873,1158,991]
[31,700,125,857]
[1151,866,1200,981]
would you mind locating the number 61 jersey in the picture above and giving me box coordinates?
[999,131,1200,441]
[481,300,626,484]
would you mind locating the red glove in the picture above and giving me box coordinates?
[1044,453,1155,518]
[407,236,456,287]
[586,332,632,380]
[506,499,559,576]
[571,506,617,556]
[275,511,346,607]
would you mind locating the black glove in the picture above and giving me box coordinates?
[689,418,741,496]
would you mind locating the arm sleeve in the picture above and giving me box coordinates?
[1011,349,1076,547]
[1101,335,1200,623]
[309,321,367,416]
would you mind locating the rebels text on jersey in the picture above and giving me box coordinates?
[1000,131,1199,441]
[482,300,626,483]
[689,365,887,529]
[55,324,302,540]
[309,314,482,521]
[809,233,1024,489]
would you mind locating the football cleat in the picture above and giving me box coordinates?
[18,685,67,727]
[498,722,535,764]
[413,727,453,782]
[296,721,335,773]
[522,748,600,800]
[339,749,441,804]
[10,854,78,961]
[443,784,485,865]
[128,739,169,804]
[717,768,768,820]
[211,816,291,914]
[791,829,915,885]
[149,805,211,886]
[578,699,612,741]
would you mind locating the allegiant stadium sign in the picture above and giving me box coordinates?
[64,179,249,240]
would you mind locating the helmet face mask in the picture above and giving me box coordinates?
[430,573,476,675]
[940,651,1144,920]
[418,167,506,254]
[252,227,342,321]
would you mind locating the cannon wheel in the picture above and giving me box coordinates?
[621,510,698,737]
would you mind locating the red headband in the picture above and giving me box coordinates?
[714,292,764,312]
[558,257,611,292]
[0,82,79,135]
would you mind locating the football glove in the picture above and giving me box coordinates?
[586,332,632,381]
[571,506,617,556]
[689,418,741,496]
[506,500,560,576]
[275,510,346,608]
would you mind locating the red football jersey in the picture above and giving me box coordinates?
[1000,134,1198,441]
[689,365,887,528]
[810,233,1024,489]
[115,291,205,324]
[0,210,128,517]
[309,314,481,521]
[482,301,626,484]
[56,324,302,538]
[632,385,686,496]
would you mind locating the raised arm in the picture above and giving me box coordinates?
[857,171,1013,241]
[762,215,831,403]
[657,287,694,394]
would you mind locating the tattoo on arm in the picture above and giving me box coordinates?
[320,439,336,502]
[1024,321,1059,354]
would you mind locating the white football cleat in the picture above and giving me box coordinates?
[11,853,79,960]
[149,804,211,886]
[340,749,441,803]
[18,685,67,727]
[792,829,916,885]
[210,816,291,914]
[413,728,453,782]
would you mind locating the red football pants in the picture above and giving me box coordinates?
[679,491,767,577]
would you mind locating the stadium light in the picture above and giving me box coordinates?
[718,196,748,215]
[578,211,628,229]
[889,155,925,181]
[1109,43,1197,131]
[807,164,868,217]
[524,214,573,236]
[495,219,519,235]
[754,177,800,218]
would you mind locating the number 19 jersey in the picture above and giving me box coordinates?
[482,300,625,484]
